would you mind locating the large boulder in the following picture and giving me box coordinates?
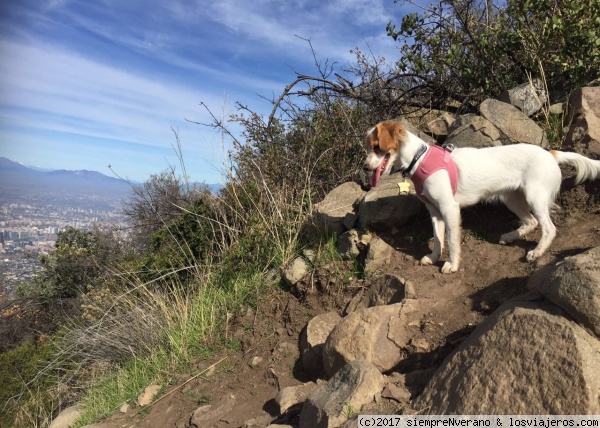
[528,246,600,337]
[357,173,422,231]
[323,300,421,377]
[314,182,366,235]
[480,99,548,147]
[445,114,503,148]
[414,298,600,414]
[299,360,385,428]
[498,79,548,117]
[565,87,600,158]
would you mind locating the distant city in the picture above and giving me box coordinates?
[0,157,131,297]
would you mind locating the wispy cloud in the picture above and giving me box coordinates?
[0,0,407,183]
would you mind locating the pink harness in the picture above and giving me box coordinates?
[410,145,458,203]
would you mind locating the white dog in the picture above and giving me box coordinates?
[363,120,600,274]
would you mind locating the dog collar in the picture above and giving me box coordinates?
[401,144,428,178]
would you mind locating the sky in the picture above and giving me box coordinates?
[0,0,411,185]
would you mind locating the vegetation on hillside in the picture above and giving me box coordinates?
[1,0,598,426]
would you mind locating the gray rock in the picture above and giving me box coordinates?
[190,394,236,428]
[299,360,385,428]
[276,382,318,414]
[323,300,421,376]
[282,256,311,287]
[358,173,422,231]
[480,98,548,147]
[364,236,395,275]
[528,246,600,337]
[344,274,410,314]
[444,115,503,148]
[414,299,600,414]
[337,229,361,261]
[300,311,343,377]
[498,79,548,116]
[49,405,81,428]
[314,182,366,235]
[565,87,600,158]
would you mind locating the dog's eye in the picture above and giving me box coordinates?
[374,144,380,152]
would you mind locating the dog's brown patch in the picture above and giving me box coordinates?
[369,120,407,153]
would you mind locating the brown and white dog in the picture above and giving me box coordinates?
[364,120,600,273]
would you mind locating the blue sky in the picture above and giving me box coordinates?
[0,0,410,184]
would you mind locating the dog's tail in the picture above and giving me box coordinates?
[550,150,600,185]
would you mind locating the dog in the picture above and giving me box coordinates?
[363,120,600,274]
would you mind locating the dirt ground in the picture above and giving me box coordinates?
[88,181,600,428]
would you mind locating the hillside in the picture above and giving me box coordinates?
[76,180,600,428]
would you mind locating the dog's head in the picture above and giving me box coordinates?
[363,120,408,188]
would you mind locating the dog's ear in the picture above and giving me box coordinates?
[377,121,405,152]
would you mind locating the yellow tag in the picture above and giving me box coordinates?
[398,181,411,195]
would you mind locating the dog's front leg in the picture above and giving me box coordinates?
[420,203,445,266]
[440,201,461,274]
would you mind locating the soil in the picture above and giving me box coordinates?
[86,181,599,428]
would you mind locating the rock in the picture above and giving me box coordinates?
[323,300,421,377]
[266,425,294,428]
[137,384,161,406]
[249,356,263,368]
[300,311,343,377]
[190,394,236,428]
[314,182,366,235]
[299,360,385,428]
[414,299,600,414]
[549,103,564,115]
[444,114,503,148]
[395,117,437,144]
[282,256,310,287]
[337,229,361,260]
[528,246,600,337]
[381,382,411,403]
[426,112,455,143]
[565,87,600,158]
[344,274,409,314]
[49,405,81,428]
[357,173,422,232]
[364,237,395,275]
[480,98,548,147]
[498,79,548,116]
[276,382,318,414]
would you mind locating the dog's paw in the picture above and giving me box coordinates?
[420,255,436,266]
[526,250,539,262]
[441,262,458,274]
[499,232,517,245]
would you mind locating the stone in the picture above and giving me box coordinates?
[395,117,437,144]
[190,394,236,428]
[344,274,409,314]
[414,299,600,414]
[444,114,502,148]
[300,311,343,377]
[314,182,366,235]
[276,382,318,414]
[528,246,600,337]
[282,256,310,287]
[363,236,395,275]
[498,79,548,116]
[426,112,454,142]
[137,384,161,406]
[299,360,385,428]
[565,87,600,158]
[357,173,422,232]
[337,229,361,260]
[480,98,548,147]
[323,300,421,376]
[49,405,81,428]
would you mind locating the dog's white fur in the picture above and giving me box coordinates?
[363,120,600,274]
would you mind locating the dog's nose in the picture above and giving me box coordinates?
[363,163,371,171]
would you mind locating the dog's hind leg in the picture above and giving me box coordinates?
[420,203,445,266]
[499,191,538,245]
[526,202,556,261]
